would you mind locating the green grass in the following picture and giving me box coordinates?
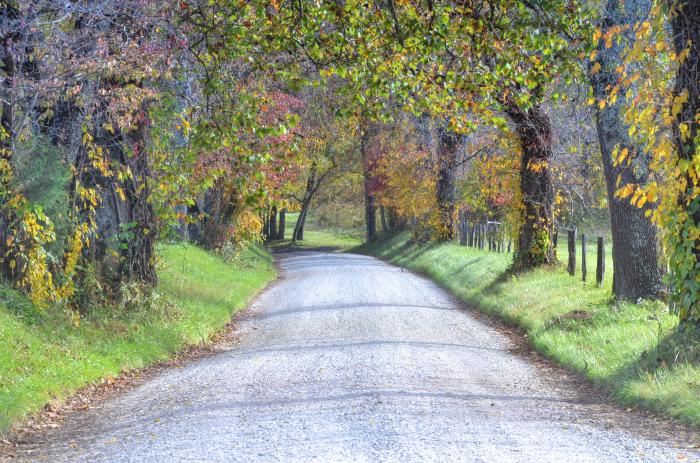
[0,243,275,433]
[357,232,700,426]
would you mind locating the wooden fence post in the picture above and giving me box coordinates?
[596,237,605,287]
[581,233,587,282]
[567,228,576,276]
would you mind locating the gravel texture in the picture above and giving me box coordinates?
[5,251,699,462]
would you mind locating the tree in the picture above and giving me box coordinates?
[279,0,590,265]
[589,0,664,300]
[666,0,700,327]
[504,102,558,266]
[436,127,461,241]
[361,116,378,242]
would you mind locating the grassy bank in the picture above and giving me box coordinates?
[358,233,700,426]
[0,243,275,433]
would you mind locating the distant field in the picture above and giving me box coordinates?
[270,212,364,250]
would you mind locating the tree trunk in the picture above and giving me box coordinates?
[436,127,460,241]
[293,205,309,241]
[386,206,404,230]
[0,2,21,282]
[116,111,157,285]
[88,106,158,286]
[361,118,377,242]
[268,206,277,241]
[199,180,236,250]
[505,103,556,268]
[298,208,308,240]
[380,205,389,233]
[364,190,376,242]
[293,162,318,243]
[276,208,286,240]
[668,0,700,326]
[589,0,665,300]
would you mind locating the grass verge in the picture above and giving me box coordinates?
[0,243,275,433]
[357,232,700,426]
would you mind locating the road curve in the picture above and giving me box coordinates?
[6,251,699,462]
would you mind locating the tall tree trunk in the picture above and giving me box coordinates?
[436,127,460,241]
[361,118,377,242]
[668,0,700,326]
[364,191,376,242]
[116,109,157,285]
[293,205,309,241]
[590,0,664,300]
[297,207,308,240]
[268,206,277,241]
[199,180,236,250]
[293,162,318,243]
[0,1,21,282]
[505,103,556,268]
[277,208,286,240]
[87,104,158,286]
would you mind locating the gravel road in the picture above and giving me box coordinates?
[6,251,700,462]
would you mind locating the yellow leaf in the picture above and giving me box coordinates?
[593,28,602,42]
[636,194,647,208]
[618,147,629,163]
[590,62,601,75]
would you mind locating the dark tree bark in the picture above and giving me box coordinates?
[386,206,405,231]
[199,179,236,250]
[293,162,324,242]
[436,127,460,241]
[268,206,277,241]
[364,188,376,242]
[187,203,201,243]
[361,118,377,242]
[505,102,556,267]
[276,208,286,240]
[85,103,158,286]
[116,111,157,285]
[668,0,700,326]
[294,207,308,241]
[0,1,22,282]
[589,0,665,300]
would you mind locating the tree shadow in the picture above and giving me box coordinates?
[479,266,519,297]
[609,325,700,384]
